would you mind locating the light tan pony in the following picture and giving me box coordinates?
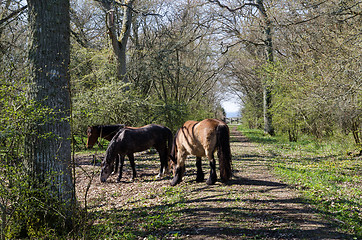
[170,118,232,186]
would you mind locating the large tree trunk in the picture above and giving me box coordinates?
[25,0,73,217]
[257,0,275,136]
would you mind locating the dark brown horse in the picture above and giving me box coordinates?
[100,124,173,183]
[170,118,232,186]
[86,124,126,149]
[87,124,141,174]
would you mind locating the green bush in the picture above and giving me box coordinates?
[0,79,77,239]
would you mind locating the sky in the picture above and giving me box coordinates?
[221,96,241,118]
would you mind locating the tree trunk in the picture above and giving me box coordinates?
[26,0,73,220]
[100,0,134,84]
[257,0,275,136]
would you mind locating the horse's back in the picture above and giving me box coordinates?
[139,124,171,138]
[178,119,225,157]
[115,124,171,153]
[191,118,226,140]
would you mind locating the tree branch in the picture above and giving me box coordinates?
[275,14,321,27]
[0,5,27,26]
[207,0,258,12]
[114,0,162,17]
[221,39,264,54]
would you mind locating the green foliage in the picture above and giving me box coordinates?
[2,171,72,239]
[230,1,361,145]
[258,58,361,144]
[70,41,218,145]
[240,99,263,130]
[0,78,76,239]
[237,125,278,144]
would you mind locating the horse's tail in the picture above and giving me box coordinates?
[216,124,232,183]
[170,128,180,164]
[166,127,174,160]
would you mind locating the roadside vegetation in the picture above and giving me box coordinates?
[239,125,362,238]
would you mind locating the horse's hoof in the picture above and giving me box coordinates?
[171,177,180,186]
[196,178,204,183]
[206,179,216,185]
[196,173,204,182]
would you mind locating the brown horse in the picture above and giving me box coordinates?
[100,124,173,183]
[170,118,232,186]
[86,124,126,149]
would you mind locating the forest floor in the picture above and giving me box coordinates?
[74,127,351,239]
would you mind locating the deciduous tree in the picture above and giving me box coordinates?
[24,0,74,232]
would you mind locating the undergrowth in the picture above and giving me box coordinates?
[239,125,362,238]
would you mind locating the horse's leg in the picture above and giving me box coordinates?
[156,147,168,179]
[171,151,186,186]
[206,153,217,185]
[128,153,137,181]
[112,154,120,175]
[117,155,125,182]
[195,157,204,182]
[162,146,170,175]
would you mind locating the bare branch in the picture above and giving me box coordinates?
[275,14,321,27]
[207,0,258,12]
[221,39,264,54]
[0,5,27,26]
[114,0,162,17]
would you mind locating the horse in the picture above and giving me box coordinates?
[86,124,126,149]
[87,124,141,175]
[170,118,232,186]
[100,124,173,183]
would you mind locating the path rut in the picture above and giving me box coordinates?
[173,128,347,239]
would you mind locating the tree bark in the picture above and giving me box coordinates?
[99,0,134,84]
[257,0,275,136]
[25,0,74,218]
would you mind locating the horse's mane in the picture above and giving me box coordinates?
[93,124,126,140]
[104,127,127,163]
[112,127,127,140]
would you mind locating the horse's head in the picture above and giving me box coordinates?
[100,156,114,183]
[86,126,99,149]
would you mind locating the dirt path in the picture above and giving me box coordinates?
[174,128,346,239]
[75,127,349,239]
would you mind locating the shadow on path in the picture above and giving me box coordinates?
[170,127,352,239]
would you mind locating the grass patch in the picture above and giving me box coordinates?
[239,126,362,238]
